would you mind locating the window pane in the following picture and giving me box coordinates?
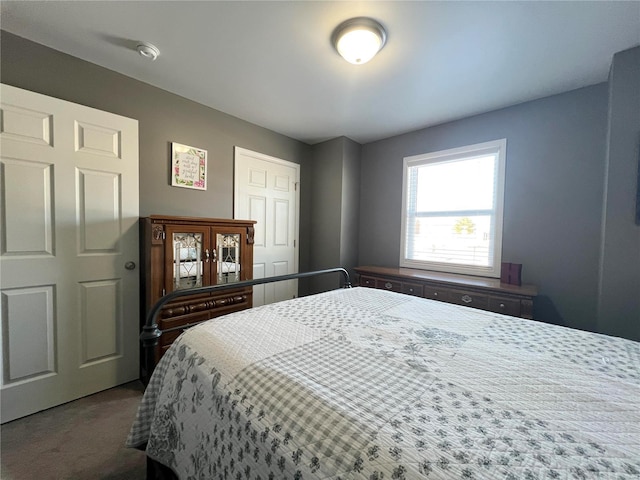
[414,155,496,212]
[401,139,505,277]
[406,215,492,267]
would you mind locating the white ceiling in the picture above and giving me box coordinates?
[1,1,639,145]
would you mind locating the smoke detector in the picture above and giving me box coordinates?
[136,42,160,61]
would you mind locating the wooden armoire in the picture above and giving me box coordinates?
[140,215,256,368]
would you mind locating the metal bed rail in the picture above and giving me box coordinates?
[140,267,351,382]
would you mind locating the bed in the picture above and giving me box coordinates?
[128,270,640,479]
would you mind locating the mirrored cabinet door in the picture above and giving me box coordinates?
[216,232,241,284]
[212,226,249,285]
[164,225,211,292]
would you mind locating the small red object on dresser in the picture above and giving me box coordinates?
[501,262,522,286]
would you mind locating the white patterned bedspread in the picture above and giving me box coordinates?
[127,287,640,479]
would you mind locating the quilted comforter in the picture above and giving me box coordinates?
[127,287,640,479]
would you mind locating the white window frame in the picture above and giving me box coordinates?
[400,139,507,278]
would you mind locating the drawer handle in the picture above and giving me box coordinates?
[408,288,414,293]
[385,282,393,289]
[461,294,472,304]
[433,292,438,297]
[499,303,505,309]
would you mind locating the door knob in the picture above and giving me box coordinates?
[125,261,136,270]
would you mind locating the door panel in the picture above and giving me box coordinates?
[77,169,122,252]
[234,147,299,306]
[2,286,56,382]
[75,121,121,158]
[0,103,53,146]
[3,159,54,255]
[249,196,267,247]
[79,279,120,364]
[0,84,139,423]
[274,199,289,245]
[272,261,290,302]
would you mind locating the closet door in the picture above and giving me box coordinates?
[234,147,299,306]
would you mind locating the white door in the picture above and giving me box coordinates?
[0,84,140,423]
[234,147,299,306]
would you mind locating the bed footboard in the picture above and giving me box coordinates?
[140,267,351,384]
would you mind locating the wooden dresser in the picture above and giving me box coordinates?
[140,215,256,368]
[354,266,537,319]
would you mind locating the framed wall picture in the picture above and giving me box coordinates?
[171,142,207,190]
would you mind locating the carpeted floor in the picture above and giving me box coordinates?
[1,381,147,479]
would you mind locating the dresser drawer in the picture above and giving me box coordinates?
[159,311,209,331]
[402,282,423,297]
[376,279,402,292]
[354,267,537,319]
[360,275,377,288]
[488,297,521,317]
[449,290,489,309]
[423,286,451,302]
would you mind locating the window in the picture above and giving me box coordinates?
[400,139,506,278]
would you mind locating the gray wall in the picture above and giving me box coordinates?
[308,137,361,292]
[0,31,313,274]
[359,84,610,333]
[597,47,640,340]
[339,138,362,282]
[308,138,344,292]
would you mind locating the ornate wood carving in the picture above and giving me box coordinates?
[151,224,164,245]
[247,226,255,245]
[161,294,248,318]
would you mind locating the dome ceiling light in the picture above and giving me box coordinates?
[331,17,387,65]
